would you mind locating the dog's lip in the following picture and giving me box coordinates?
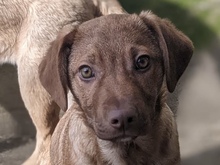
[97,133,138,142]
[115,135,137,143]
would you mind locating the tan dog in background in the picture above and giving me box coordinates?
[39,12,193,164]
[0,0,125,164]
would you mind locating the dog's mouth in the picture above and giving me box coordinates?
[95,128,142,143]
[113,135,137,143]
[98,133,138,143]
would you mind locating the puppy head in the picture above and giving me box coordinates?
[39,11,193,142]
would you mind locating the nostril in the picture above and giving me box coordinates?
[110,118,122,129]
[127,117,133,123]
[111,119,119,125]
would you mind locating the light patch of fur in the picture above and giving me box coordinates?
[93,0,126,15]
[97,139,127,165]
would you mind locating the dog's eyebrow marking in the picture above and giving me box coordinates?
[130,46,153,57]
[77,54,96,65]
[86,54,96,64]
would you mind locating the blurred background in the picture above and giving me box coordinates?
[0,0,220,164]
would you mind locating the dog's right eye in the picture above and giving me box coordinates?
[135,55,150,71]
[79,65,95,80]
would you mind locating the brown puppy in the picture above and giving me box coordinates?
[0,0,125,164]
[39,11,193,165]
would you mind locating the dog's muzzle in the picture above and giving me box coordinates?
[94,107,148,142]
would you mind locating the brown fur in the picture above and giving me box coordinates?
[39,12,193,164]
[0,0,125,164]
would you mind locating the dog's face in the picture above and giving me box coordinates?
[68,14,165,141]
[39,12,193,142]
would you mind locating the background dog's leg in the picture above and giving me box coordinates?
[17,59,60,165]
[93,0,126,15]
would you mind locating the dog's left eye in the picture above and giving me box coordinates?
[79,65,95,80]
[135,55,150,70]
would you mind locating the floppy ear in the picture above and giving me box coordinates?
[139,11,194,92]
[39,28,76,111]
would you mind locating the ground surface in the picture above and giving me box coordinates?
[1,0,220,164]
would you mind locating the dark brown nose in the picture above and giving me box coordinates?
[108,109,137,130]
